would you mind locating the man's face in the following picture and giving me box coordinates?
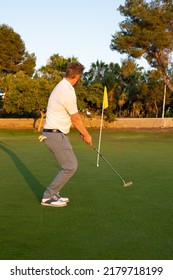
[74,74,81,86]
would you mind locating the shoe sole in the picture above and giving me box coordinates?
[41,202,67,207]
[59,199,69,203]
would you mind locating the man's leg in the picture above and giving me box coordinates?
[43,132,78,199]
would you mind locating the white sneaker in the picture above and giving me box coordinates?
[41,195,67,207]
[57,193,69,203]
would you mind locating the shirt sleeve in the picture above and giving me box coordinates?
[63,91,78,115]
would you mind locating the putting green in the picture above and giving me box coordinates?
[0,128,173,260]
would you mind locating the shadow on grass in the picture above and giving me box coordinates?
[0,142,44,202]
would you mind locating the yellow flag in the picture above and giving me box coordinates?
[103,86,108,109]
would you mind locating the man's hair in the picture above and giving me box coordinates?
[66,62,85,78]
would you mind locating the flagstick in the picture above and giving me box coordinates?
[96,102,104,167]
[97,86,108,167]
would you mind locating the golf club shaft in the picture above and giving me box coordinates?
[92,146,126,184]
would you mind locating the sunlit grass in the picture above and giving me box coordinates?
[0,128,173,260]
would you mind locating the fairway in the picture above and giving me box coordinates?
[0,128,173,260]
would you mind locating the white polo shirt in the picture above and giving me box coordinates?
[44,78,78,134]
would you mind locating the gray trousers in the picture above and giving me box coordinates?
[42,132,78,198]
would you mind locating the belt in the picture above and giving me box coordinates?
[43,128,65,134]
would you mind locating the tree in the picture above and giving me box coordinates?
[74,79,88,112]
[36,54,78,79]
[83,60,108,84]
[102,63,121,114]
[110,0,173,91]
[83,62,121,120]
[3,72,52,115]
[49,54,77,74]
[85,83,104,113]
[0,74,14,95]
[0,24,36,76]
[114,59,144,117]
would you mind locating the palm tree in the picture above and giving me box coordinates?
[118,92,127,117]
[84,60,108,84]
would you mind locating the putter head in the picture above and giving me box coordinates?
[124,181,133,187]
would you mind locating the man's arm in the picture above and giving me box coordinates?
[70,112,92,146]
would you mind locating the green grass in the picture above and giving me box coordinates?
[0,128,173,260]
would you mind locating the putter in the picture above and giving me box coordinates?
[92,146,133,187]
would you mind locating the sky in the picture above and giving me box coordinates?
[0,0,148,71]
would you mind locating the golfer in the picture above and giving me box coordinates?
[41,62,92,207]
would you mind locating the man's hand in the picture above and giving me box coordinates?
[80,133,92,146]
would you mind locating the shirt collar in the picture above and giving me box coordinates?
[63,78,74,90]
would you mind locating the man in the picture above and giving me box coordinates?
[40,62,92,207]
